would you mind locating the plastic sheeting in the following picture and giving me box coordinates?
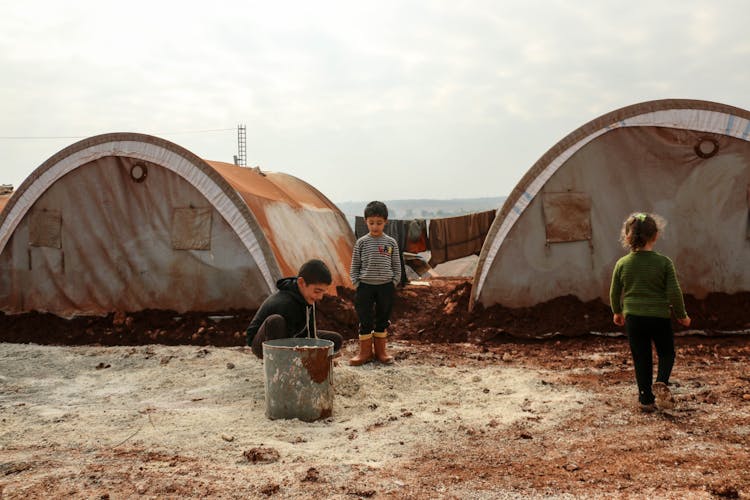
[0,156,271,316]
[472,99,750,309]
[0,133,355,318]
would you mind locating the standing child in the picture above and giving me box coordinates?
[610,212,691,412]
[349,201,401,365]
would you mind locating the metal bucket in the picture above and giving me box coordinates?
[262,337,334,422]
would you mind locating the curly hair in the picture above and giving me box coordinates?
[620,212,666,251]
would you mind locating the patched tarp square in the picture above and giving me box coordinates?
[171,207,212,250]
[542,192,592,243]
[29,209,62,248]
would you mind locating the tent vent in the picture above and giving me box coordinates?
[130,163,148,183]
[694,138,719,159]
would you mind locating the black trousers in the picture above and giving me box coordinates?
[625,314,675,405]
[354,282,395,335]
[250,314,343,359]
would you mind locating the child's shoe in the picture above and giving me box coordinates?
[349,334,374,366]
[653,382,675,410]
[639,403,657,413]
[373,331,394,364]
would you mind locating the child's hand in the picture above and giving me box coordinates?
[613,313,625,326]
[677,316,691,327]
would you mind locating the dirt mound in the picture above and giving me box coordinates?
[393,279,750,342]
[1,278,748,346]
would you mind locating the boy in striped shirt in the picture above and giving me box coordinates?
[349,201,401,365]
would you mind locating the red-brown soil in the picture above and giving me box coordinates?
[2,278,749,498]
[1,278,748,346]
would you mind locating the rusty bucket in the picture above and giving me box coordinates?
[262,338,334,422]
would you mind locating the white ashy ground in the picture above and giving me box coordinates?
[0,342,590,498]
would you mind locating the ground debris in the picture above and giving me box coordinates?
[707,482,740,498]
[347,488,376,497]
[260,483,280,496]
[1,462,32,475]
[302,467,320,482]
[243,447,280,464]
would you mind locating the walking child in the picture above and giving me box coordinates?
[609,212,691,412]
[349,201,401,365]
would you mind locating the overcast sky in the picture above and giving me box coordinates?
[2,1,749,202]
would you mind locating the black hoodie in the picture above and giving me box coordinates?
[245,277,317,346]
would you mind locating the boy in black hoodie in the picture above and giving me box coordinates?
[246,259,343,358]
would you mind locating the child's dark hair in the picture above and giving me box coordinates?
[620,212,665,251]
[364,200,388,219]
[298,259,332,285]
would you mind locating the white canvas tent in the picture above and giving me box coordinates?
[471,99,750,309]
[0,133,354,318]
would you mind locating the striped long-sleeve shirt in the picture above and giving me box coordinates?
[350,233,401,287]
[609,250,687,319]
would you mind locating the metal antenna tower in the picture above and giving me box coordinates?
[236,124,247,167]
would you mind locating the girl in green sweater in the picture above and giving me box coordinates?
[610,213,691,412]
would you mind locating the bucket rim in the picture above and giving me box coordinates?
[262,337,334,350]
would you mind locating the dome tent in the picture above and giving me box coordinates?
[0,133,354,318]
[471,99,750,310]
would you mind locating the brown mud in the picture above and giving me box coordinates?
[1,278,747,346]
[1,278,749,498]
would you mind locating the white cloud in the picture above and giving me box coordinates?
[2,0,750,201]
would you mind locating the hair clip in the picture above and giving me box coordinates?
[634,213,647,222]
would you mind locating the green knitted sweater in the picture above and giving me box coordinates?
[609,250,687,319]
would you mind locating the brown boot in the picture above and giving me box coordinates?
[373,332,394,364]
[349,334,374,366]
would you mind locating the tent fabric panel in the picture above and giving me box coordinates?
[207,162,337,211]
[475,124,750,308]
[210,162,355,290]
[473,99,750,306]
[0,134,279,294]
[0,156,272,317]
[239,198,354,289]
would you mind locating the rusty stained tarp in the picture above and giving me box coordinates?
[209,161,355,291]
[0,156,273,317]
[0,133,354,318]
